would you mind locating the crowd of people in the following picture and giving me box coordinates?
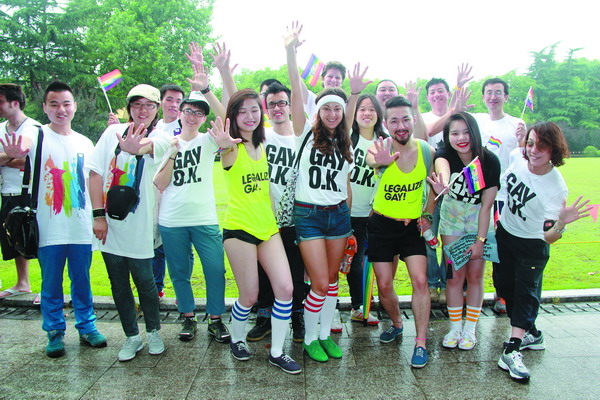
[0,22,593,380]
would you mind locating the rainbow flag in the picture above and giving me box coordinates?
[98,69,122,91]
[487,136,502,148]
[463,156,486,194]
[301,54,325,87]
[525,86,534,111]
[362,248,375,326]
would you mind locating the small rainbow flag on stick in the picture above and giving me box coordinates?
[97,69,122,114]
[98,69,123,91]
[463,156,486,194]
[301,54,325,87]
[521,86,534,119]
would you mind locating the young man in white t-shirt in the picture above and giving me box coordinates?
[0,84,39,301]
[246,82,307,343]
[1,81,107,358]
[472,78,527,313]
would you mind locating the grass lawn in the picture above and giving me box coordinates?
[1,157,598,298]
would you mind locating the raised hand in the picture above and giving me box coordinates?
[427,171,448,196]
[0,132,30,159]
[368,137,399,167]
[456,63,474,88]
[405,81,421,109]
[116,122,148,155]
[559,196,593,225]
[186,42,204,69]
[207,117,242,149]
[107,112,120,126]
[284,21,304,51]
[455,87,474,112]
[213,42,231,72]
[515,122,526,143]
[187,62,210,92]
[348,63,372,95]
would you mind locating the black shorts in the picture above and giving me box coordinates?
[222,229,263,245]
[366,213,427,262]
[0,194,28,261]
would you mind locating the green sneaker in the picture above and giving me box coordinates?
[46,330,65,358]
[303,340,328,362]
[80,330,108,348]
[319,336,343,359]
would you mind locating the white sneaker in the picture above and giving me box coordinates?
[147,329,164,355]
[118,335,144,361]
[330,309,343,333]
[442,329,462,349]
[458,330,477,350]
[350,306,379,325]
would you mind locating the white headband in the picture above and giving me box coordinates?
[316,95,346,112]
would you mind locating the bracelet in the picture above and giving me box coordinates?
[4,157,14,165]
[351,91,361,96]
[92,208,106,218]
[422,213,433,223]
[454,85,461,91]
[415,338,427,342]
[476,235,487,243]
[553,222,567,235]
[200,86,210,94]
[169,157,176,161]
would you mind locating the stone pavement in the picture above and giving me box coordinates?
[1,300,600,399]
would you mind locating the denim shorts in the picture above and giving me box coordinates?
[293,200,352,242]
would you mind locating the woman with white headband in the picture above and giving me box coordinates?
[284,22,370,362]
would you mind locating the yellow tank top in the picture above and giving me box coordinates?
[223,143,279,240]
[373,144,426,219]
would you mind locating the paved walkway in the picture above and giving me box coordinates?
[2,300,600,399]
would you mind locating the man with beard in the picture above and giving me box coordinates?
[366,96,435,368]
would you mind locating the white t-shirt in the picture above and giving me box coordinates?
[295,121,353,205]
[155,119,182,137]
[500,156,567,240]
[158,133,219,227]
[0,118,40,194]
[472,113,525,202]
[422,111,444,149]
[304,90,318,124]
[265,128,295,210]
[86,123,170,258]
[25,125,95,247]
[350,135,376,217]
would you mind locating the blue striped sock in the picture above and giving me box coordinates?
[271,298,292,357]
[231,300,251,343]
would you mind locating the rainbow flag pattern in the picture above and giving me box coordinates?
[301,54,325,87]
[525,86,534,111]
[98,69,122,91]
[487,136,502,148]
[462,156,486,194]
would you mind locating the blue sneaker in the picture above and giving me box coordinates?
[46,330,65,358]
[411,346,428,368]
[379,325,403,343]
[80,330,107,348]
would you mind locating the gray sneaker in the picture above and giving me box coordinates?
[520,331,545,350]
[118,335,144,361]
[498,351,531,380]
[147,329,164,355]
[179,316,197,341]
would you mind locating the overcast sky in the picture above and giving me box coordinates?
[212,0,598,87]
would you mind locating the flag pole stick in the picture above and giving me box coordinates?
[434,156,479,201]
[520,102,527,120]
[98,78,114,114]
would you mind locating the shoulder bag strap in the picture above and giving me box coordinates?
[293,130,312,169]
[20,126,44,209]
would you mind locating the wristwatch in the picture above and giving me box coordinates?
[422,213,433,223]
[200,86,210,94]
[476,235,487,244]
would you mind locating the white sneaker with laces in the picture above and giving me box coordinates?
[147,329,164,355]
[458,330,477,350]
[350,306,379,325]
[442,329,462,349]
[498,350,531,380]
[118,335,144,361]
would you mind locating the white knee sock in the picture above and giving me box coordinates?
[231,300,251,343]
[319,282,338,340]
[270,298,292,357]
[303,290,325,344]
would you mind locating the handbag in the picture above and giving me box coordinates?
[3,127,44,259]
[275,131,312,227]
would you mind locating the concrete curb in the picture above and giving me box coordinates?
[2,288,600,311]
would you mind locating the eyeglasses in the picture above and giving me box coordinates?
[266,100,290,109]
[130,102,158,110]
[484,90,505,97]
[182,108,205,118]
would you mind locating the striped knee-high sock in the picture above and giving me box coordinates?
[231,300,252,343]
[463,305,482,334]
[319,282,339,340]
[270,298,292,357]
[447,306,463,332]
[304,290,326,344]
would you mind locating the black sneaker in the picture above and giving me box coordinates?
[269,353,302,374]
[246,316,271,342]
[208,318,231,343]
[179,316,197,341]
[230,341,251,361]
[291,312,305,343]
